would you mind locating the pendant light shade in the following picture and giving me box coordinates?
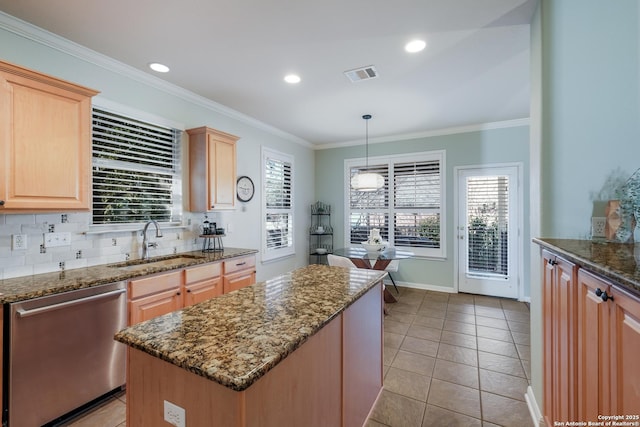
[351,114,384,192]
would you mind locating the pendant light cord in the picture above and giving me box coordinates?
[363,114,372,170]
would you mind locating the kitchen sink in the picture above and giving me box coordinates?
[108,254,204,271]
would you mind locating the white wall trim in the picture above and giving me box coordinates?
[0,11,312,148]
[319,118,530,150]
[390,280,456,294]
[525,386,545,427]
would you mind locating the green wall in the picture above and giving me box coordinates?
[316,125,531,296]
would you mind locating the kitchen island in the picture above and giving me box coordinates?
[115,264,386,427]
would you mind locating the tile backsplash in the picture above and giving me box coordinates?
[0,212,205,280]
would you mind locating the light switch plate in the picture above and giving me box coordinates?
[592,217,606,238]
[43,232,71,248]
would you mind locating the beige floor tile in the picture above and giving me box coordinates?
[423,291,450,303]
[400,336,439,358]
[384,331,405,349]
[504,309,530,323]
[413,314,445,329]
[478,351,526,378]
[446,303,476,315]
[516,343,531,361]
[475,315,509,330]
[507,319,530,333]
[391,350,436,376]
[427,378,481,419]
[387,310,417,325]
[66,398,126,427]
[474,306,506,319]
[522,358,531,380]
[510,330,531,345]
[436,343,478,367]
[420,300,449,312]
[445,310,476,324]
[422,404,482,427]
[417,306,447,319]
[448,293,475,304]
[384,346,399,366]
[439,330,477,350]
[477,337,519,358]
[407,324,443,342]
[473,296,502,308]
[500,299,529,312]
[443,319,476,336]
[370,389,426,427]
[392,300,422,314]
[365,419,390,427]
[481,391,532,427]
[432,359,479,389]
[476,325,513,342]
[384,367,431,402]
[385,319,411,335]
[482,421,501,427]
[479,369,529,401]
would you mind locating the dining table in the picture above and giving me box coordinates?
[332,247,415,304]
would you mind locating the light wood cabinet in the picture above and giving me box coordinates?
[0,60,98,211]
[542,249,640,424]
[128,271,182,325]
[223,255,256,294]
[187,126,238,211]
[577,269,640,420]
[542,250,578,424]
[184,262,223,307]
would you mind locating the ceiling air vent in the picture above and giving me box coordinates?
[344,65,378,83]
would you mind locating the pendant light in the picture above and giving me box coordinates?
[350,114,384,191]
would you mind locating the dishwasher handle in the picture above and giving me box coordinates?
[16,288,126,318]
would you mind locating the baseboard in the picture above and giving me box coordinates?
[525,386,545,427]
[387,280,456,294]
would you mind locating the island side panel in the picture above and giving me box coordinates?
[244,317,342,427]
[127,348,242,426]
[342,281,383,427]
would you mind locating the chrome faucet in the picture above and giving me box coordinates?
[141,220,163,259]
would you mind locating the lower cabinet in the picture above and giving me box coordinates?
[543,249,640,424]
[128,255,256,325]
[577,269,640,420]
[129,271,182,325]
[223,255,256,294]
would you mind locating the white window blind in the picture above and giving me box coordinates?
[466,175,509,277]
[92,107,181,224]
[262,148,294,261]
[345,151,445,258]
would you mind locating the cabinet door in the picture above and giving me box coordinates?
[609,284,640,415]
[0,61,97,211]
[577,269,612,420]
[129,288,182,325]
[184,277,223,307]
[542,250,577,423]
[223,270,256,294]
[207,133,236,210]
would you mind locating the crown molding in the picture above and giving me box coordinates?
[0,11,312,148]
[316,118,531,150]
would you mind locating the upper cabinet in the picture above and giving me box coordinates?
[186,126,238,211]
[0,60,98,211]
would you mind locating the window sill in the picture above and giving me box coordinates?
[84,222,188,235]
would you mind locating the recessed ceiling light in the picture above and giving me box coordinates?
[284,74,301,84]
[149,62,170,73]
[405,40,426,53]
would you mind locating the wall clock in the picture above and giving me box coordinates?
[236,175,255,202]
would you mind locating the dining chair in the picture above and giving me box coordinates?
[327,254,358,268]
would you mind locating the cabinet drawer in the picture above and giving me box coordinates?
[129,271,182,299]
[224,255,255,275]
[185,262,221,284]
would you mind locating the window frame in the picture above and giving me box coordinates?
[261,146,295,262]
[344,150,446,259]
[90,99,184,229]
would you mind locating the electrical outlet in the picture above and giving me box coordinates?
[163,400,185,427]
[43,232,71,248]
[592,217,606,238]
[12,234,27,250]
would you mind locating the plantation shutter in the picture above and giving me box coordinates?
[263,149,294,260]
[466,175,509,277]
[348,164,389,244]
[92,108,180,224]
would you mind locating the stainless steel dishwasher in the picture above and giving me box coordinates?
[8,281,127,427]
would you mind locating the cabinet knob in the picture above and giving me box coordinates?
[595,288,613,302]
[176,291,181,296]
[0,200,4,206]
[187,289,191,293]
[549,259,558,266]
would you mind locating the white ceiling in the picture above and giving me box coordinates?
[0,0,536,146]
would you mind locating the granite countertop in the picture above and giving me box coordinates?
[0,248,257,304]
[534,238,640,295]
[114,264,386,392]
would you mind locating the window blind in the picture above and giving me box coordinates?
[263,149,294,260]
[466,175,509,276]
[92,108,181,224]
